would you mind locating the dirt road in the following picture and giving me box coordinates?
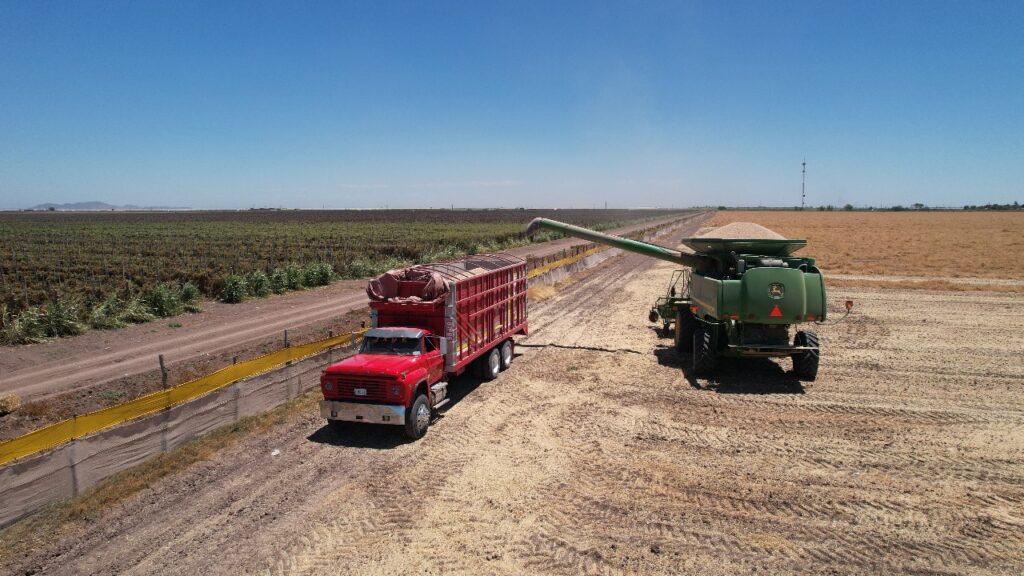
[5,224,1024,575]
[0,214,701,406]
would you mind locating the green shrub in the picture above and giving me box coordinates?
[246,271,272,297]
[146,283,183,318]
[89,295,126,329]
[180,282,202,312]
[2,305,48,344]
[43,298,86,338]
[270,268,289,294]
[120,296,156,324]
[285,264,304,290]
[343,257,408,279]
[220,274,248,303]
[303,262,334,287]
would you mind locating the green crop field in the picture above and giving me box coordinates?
[0,209,691,343]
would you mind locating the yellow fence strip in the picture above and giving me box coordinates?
[1,241,629,467]
[0,330,366,466]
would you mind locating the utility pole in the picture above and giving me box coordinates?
[801,158,807,210]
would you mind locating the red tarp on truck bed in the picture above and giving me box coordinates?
[366,268,449,303]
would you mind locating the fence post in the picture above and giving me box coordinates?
[284,330,290,348]
[68,436,79,497]
[159,354,168,389]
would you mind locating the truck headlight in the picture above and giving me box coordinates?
[391,385,401,396]
[324,381,334,391]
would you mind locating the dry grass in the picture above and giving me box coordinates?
[0,391,318,564]
[707,211,1024,289]
[527,285,558,301]
[0,395,21,415]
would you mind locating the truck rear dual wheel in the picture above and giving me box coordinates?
[479,348,501,382]
[792,331,820,381]
[675,307,697,352]
[692,325,717,375]
[499,340,514,370]
[404,394,431,439]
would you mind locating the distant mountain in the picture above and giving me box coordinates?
[28,201,190,211]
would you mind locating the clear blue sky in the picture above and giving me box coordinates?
[1,1,1021,209]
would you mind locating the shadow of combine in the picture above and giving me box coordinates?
[307,369,493,449]
[653,345,805,395]
[647,325,675,339]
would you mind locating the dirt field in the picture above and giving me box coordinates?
[4,218,1022,575]
[706,211,1024,290]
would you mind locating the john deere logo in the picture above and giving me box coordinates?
[768,282,785,299]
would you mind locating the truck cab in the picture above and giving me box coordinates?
[320,328,449,438]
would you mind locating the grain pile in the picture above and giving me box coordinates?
[698,221,786,239]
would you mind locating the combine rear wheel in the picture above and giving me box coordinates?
[692,324,716,375]
[792,331,820,381]
[675,307,697,352]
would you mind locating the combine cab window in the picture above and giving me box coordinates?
[360,336,422,356]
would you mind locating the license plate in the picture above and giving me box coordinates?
[354,388,367,396]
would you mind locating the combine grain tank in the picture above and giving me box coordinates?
[526,218,827,380]
[320,254,528,439]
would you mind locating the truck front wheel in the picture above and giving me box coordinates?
[404,394,431,439]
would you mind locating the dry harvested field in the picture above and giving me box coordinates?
[3,217,1022,575]
[706,211,1024,291]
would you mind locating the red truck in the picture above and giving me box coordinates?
[320,254,528,439]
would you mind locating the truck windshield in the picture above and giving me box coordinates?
[360,336,421,356]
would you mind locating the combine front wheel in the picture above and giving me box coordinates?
[692,324,716,375]
[792,331,820,381]
[675,307,697,352]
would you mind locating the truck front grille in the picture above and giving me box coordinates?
[336,376,390,402]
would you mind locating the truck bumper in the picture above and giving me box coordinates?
[320,400,405,426]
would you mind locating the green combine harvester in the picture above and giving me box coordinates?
[527,218,838,380]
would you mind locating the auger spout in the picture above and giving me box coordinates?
[526,218,715,272]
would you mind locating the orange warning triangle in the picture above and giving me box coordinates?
[769,304,783,318]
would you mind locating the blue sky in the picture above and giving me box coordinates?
[1,1,1021,209]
